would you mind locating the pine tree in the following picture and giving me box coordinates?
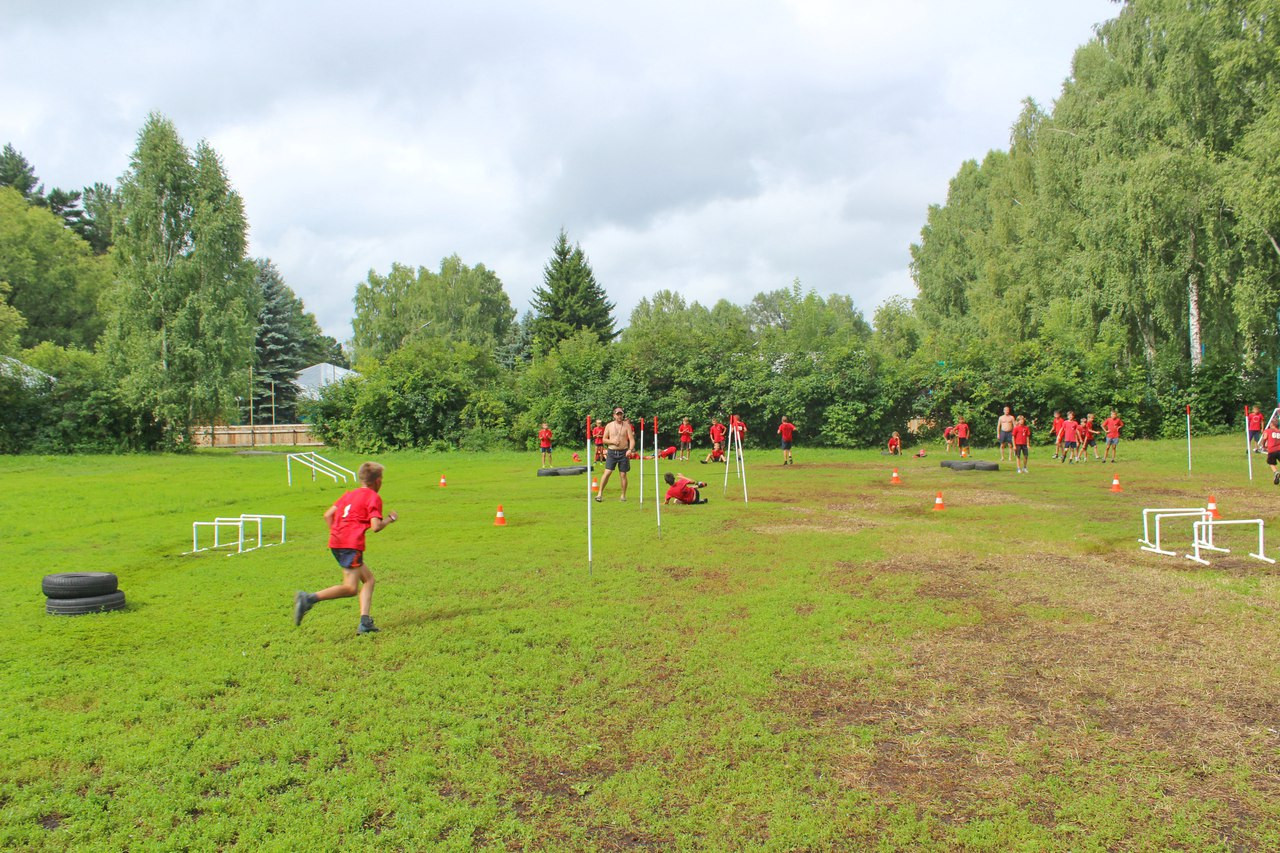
[0,144,43,202]
[250,259,309,423]
[530,229,615,353]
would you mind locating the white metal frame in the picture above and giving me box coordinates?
[287,452,356,486]
[1187,519,1275,566]
[189,519,246,555]
[1139,509,1212,556]
[242,513,286,546]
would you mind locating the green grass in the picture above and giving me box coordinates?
[4,437,1280,849]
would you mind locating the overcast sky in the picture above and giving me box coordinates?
[4,0,1119,341]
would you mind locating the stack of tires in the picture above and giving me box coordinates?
[940,460,999,471]
[43,572,126,616]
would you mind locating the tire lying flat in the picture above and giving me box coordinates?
[42,572,119,598]
[536,466,589,477]
[973,461,999,471]
[46,590,127,615]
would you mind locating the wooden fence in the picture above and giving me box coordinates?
[193,424,322,448]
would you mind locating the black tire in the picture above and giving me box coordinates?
[951,461,976,471]
[939,460,958,469]
[536,465,589,477]
[46,590,126,616]
[42,572,118,599]
[973,461,1000,472]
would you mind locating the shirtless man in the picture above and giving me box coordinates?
[595,406,635,502]
[996,406,1016,463]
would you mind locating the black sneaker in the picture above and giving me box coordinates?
[357,617,379,634]
[1273,471,1278,486]
[293,591,314,626]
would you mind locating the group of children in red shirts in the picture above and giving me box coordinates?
[920,408,1127,473]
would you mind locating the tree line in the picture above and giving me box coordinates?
[3,0,1276,454]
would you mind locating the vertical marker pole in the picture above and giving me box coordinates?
[1246,405,1254,482]
[1186,404,1193,473]
[653,416,662,538]
[738,422,749,504]
[639,417,645,509]
[586,415,593,577]
[723,418,733,497]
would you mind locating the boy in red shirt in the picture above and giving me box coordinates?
[1080,414,1101,461]
[943,424,954,452]
[730,416,747,448]
[700,446,725,464]
[1248,405,1265,453]
[955,417,970,458]
[678,417,694,461]
[538,422,553,468]
[887,431,901,455]
[663,472,709,504]
[778,416,796,465]
[592,420,605,462]
[1059,412,1080,463]
[1102,409,1124,462]
[1266,421,1280,484]
[1012,415,1031,473]
[1051,410,1064,459]
[294,462,398,635]
[709,418,727,454]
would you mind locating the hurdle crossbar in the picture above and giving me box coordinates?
[287,452,356,486]
[241,514,286,546]
[1188,519,1275,566]
[189,519,246,555]
[1139,507,1208,550]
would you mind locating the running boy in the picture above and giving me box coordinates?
[1059,412,1080,463]
[1012,415,1031,473]
[538,422,553,468]
[294,462,398,635]
[678,417,694,461]
[778,416,796,465]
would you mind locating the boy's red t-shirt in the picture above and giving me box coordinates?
[538,428,553,447]
[1248,412,1264,430]
[328,486,383,552]
[592,425,604,444]
[1266,428,1280,453]
[1012,424,1030,445]
[955,422,970,439]
[1052,417,1064,437]
[1061,420,1079,442]
[943,426,954,438]
[659,446,677,459]
[679,424,694,442]
[710,423,726,442]
[1080,421,1095,441]
[887,436,900,450]
[778,422,796,441]
[666,477,697,504]
[1103,417,1123,438]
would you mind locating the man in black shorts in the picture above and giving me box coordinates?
[596,407,635,502]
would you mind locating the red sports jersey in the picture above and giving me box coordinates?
[1248,412,1264,431]
[1012,424,1031,445]
[1052,417,1064,437]
[955,422,970,439]
[1103,417,1123,439]
[887,436,900,451]
[679,424,694,443]
[1080,421,1095,441]
[778,422,796,442]
[1267,427,1280,453]
[731,420,747,436]
[592,425,604,444]
[710,423,726,443]
[659,446,677,459]
[328,486,383,552]
[1060,420,1080,442]
[666,476,697,504]
[943,426,954,438]
[538,428,553,447]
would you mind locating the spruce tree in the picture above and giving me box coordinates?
[251,259,308,423]
[530,229,615,353]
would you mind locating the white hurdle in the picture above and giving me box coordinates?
[187,513,288,556]
[1187,519,1276,566]
[190,519,247,555]
[1139,509,1213,556]
[287,452,356,486]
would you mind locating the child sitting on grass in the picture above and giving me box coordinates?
[664,472,709,504]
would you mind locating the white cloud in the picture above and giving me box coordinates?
[2,0,1117,339]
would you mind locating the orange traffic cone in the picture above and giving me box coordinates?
[439,474,447,488]
[494,505,507,526]
[1110,475,1123,493]
[1207,495,1221,519]
[890,468,902,485]
[591,477,599,493]
[933,491,946,511]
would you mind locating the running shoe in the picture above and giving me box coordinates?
[293,591,314,626]
[357,617,380,634]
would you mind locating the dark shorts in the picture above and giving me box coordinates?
[1085,438,1097,448]
[331,548,364,569]
[1106,437,1119,446]
[999,430,1013,444]
[1015,444,1028,458]
[1063,441,1077,449]
[1249,430,1261,442]
[957,437,968,448]
[781,440,792,450]
[604,449,630,472]
[1269,451,1280,466]
[540,444,551,452]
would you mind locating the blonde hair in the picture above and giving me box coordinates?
[357,462,385,486]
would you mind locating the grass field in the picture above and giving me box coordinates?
[4,436,1280,850]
